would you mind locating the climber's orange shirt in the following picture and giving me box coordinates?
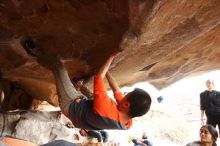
[69,75,132,130]
[93,75,132,128]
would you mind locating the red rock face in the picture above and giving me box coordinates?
[0,0,220,110]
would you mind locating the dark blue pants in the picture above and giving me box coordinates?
[207,115,220,134]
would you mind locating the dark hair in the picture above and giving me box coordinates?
[132,138,137,144]
[200,125,218,146]
[142,133,148,139]
[127,88,151,118]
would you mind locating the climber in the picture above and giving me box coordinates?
[23,38,152,130]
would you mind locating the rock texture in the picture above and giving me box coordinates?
[0,111,80,145]
[0,0,220,109]
[0,111,117,145]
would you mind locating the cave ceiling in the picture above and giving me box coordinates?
[0,0,220,109]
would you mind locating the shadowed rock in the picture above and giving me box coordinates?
[0,0,220,109]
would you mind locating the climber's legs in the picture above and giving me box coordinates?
[22,38,81,118]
